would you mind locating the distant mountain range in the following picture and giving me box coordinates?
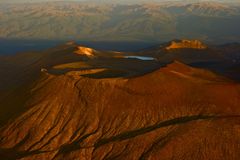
[0,1,240,43]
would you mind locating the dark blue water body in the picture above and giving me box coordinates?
[0,39,157,55]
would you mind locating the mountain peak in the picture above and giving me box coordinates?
[159,60,228,82]
[74,46,96,57]
[162,60,193,73]
[166,39,207,50]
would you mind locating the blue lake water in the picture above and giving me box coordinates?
[124,56,156,61]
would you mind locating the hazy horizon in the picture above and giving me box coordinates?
[1,0,240,4]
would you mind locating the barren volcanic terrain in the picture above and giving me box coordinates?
[0,40,240,160]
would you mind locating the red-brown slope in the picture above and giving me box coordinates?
[1,43,152,127]
[0,61,240,160]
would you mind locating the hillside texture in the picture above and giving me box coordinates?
[0,61,240,160]
[0,42,240,159]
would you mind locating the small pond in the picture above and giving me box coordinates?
[124,56,156,61]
